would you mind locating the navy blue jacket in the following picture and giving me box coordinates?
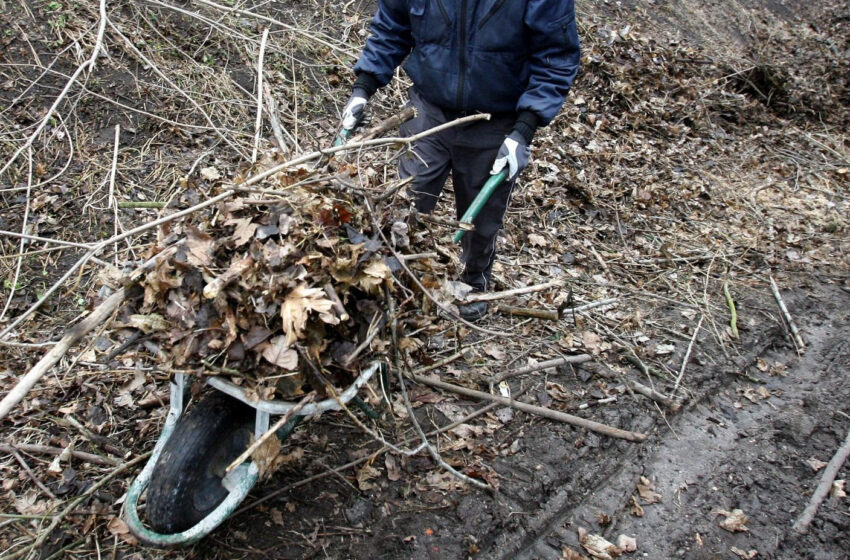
[354,0,580,126]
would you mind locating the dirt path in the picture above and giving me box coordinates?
[505,283,850,560]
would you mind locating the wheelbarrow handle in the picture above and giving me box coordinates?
[332,127,353,147]
[453,170,508,243]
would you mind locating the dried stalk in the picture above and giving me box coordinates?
[0,288,127,420]
[1,452,151,560]
[792,424,850,533]
[251,28,269,164]
[672,314,703,395]
[497,305,560,321]
[723,282,739,339]
[492,354,593,384]
[465,280,564,303]
[770,275,805,352]
[0,149,33,324]
[413,373,647,442]
[225,392,316,474]
[0,0,107,178]
[263,82,289,153]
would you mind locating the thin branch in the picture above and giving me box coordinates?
[412,373,648,442]
[672,314,703,395]
[792,424,850,533]
[465,280,564,303]
[0,0,107,179]
[251,28,269,164]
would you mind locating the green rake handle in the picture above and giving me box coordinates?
[453,170,508,243]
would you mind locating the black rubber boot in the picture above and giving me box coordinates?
[458,301,488,322]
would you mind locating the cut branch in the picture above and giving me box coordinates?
[792,424,850,533]
[412,373,647,442]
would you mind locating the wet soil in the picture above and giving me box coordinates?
[184,280,849,560]
[1,1,848,559]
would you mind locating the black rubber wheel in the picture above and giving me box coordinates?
[146,391,255,534]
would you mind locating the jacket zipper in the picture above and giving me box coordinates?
[435,0,450,26]
[477,0,507,30]
[457,0,467,110]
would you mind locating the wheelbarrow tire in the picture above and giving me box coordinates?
[146,391,255,534]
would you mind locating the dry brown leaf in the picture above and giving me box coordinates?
[186,226,215,267]
[128,313,168,334]
[636,476,662,504]
[716,508,749,532]
[582,331,604,355]
[357,259,391,294]
[356,464,381,490]
[200,166,221,180]
[13,492,51,516]
[224,217,259,247]
[483,343,507,360]
[528,233,549,247]
[251,434,282,479]
[579,528,622,559]
[262,336,298,370]
[629,494,645,517]
[562,547,590,560]
[730,547,758,559]
[806,457,828,472]
[107,517,139,545]
[421,470,464,492]
[385,454,402,482]
[280,284,335,344]
[546,381,573,402]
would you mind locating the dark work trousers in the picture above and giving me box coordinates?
[399,87,516,292]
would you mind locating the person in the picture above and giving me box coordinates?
[340,1,580,321]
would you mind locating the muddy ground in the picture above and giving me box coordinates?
[1,1,848,559]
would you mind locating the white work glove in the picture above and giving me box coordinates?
[490,131,530,181]
[341,93,368,132]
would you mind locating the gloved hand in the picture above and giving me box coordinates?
[490,131,530,181]
[341,89,369,133]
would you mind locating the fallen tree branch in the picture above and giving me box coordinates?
[465,280,564,303]
[792,424,850,533]
[0,288,126,421]
[351,105,416,141]
[723,282,739,339]
[629,380,681,412]
[0,443,120,466]
[672,314,703,396]
[412,373,647,442]
[263,82,289,153]
[492,354,593,385]
[251,28,269,164]
[0,245,178,420]
[497,305,559,321]
[770,275,805,353]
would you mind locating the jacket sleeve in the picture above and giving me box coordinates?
[518,0,581,126]
[353,0,414,87]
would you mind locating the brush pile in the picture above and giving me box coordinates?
[111,161,436,400]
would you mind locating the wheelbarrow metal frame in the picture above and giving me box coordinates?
[122,362,382,547]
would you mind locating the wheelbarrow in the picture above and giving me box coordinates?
[122,362,384,547]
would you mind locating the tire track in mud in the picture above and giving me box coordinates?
[493,286,850,560]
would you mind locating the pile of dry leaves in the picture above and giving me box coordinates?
[106,160,438,399]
